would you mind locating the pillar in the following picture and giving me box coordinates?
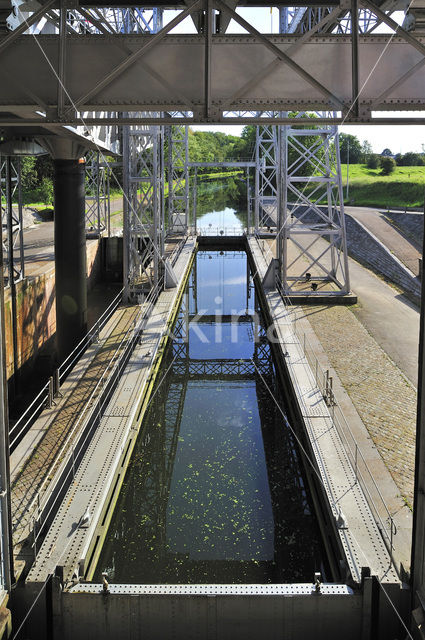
[53,158,87,362]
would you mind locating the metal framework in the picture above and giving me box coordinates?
[1,1,425,127]
[255,122,278,232]
[277,118,350,296]
[253,8,350,297]
[85,151,110,236]
[0,156,24,287]
[121,9,166,301]
[123,118,164,300]
[167,124,189,233]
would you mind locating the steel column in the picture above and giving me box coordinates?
[0,230,13,592]
[5,158,19,388]
[54,159,87,361]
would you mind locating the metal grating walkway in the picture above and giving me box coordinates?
[248,237,399,585]
[26,238,196,583]
[10,304,142,551]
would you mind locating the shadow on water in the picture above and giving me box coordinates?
[94,250,329,585]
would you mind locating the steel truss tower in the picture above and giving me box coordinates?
[121,9,165,301]
[123,119,164,301]
[277,116,350,296]
[167,123,189,233]
[254,8,350,298]
[85,151,110,236]
[255,121,278,232]
[0,157,24,287]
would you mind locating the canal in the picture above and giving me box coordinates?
[94,240,330,585]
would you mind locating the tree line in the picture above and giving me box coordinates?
[340,133,425,175]
[7,126,425,206]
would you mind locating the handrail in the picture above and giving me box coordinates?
[28,277,164,557]
[9,287,125,452]
[296,319,396,555]
[197,226,246,236]
[255,244,398,558]
[9,382,51,449]
[59,287,124,380]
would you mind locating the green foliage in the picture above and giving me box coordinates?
[339,133,363,163]
[367,154,380,169]
[380,156,396,175]
[341,164,425,208]
[20,156,37,193]
[188,129,242,165]
[395,152,425,167]
[35,155,53,182]
[361,140,373,161]
[38,177,54,206]
[381,148,393,156]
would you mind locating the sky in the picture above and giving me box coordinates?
[164,8,425,155]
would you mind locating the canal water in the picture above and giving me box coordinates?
[94,244,329,585]
[193,176,248,233]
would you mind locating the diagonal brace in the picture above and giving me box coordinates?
[71,0,202,112]
[215,0,344,109]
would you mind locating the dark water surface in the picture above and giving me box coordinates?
[94,250,328,584]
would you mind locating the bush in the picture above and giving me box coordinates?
[380,157,396,176]
[38,177,54,206]
[399,152,425,166]
[367,154,380,169]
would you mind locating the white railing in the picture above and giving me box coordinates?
[253,235,397,563]
[28,277,164,562]
[271,272,397,561]
[197,226,246,236]
[9,287,124,451]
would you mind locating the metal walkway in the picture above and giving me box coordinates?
[26,237,195,584]
[247,236,399,585]
[11,303,141,552]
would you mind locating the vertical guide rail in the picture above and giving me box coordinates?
[0,169,13,589]
[193,167,197,234]
[5,158,19,390]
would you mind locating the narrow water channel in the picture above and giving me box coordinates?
[94,247,328,585]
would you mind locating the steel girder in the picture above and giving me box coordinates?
[2,1,425,125]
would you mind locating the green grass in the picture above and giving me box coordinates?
[342,164,425,209]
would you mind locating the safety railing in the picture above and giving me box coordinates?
[293,319,397,557]
[271,267,397,561]
[29,277,164,563]
[167,234,187,267]
[8,287,124,452]
[197,226,246,236]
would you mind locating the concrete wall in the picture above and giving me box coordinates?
[384,211,423,250]
[5,238,102,381]
[344,214,421,304]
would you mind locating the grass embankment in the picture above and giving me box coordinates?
[342,164,425,209]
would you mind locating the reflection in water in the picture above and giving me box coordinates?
[95,251,328,584]
[194,178,248,231]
